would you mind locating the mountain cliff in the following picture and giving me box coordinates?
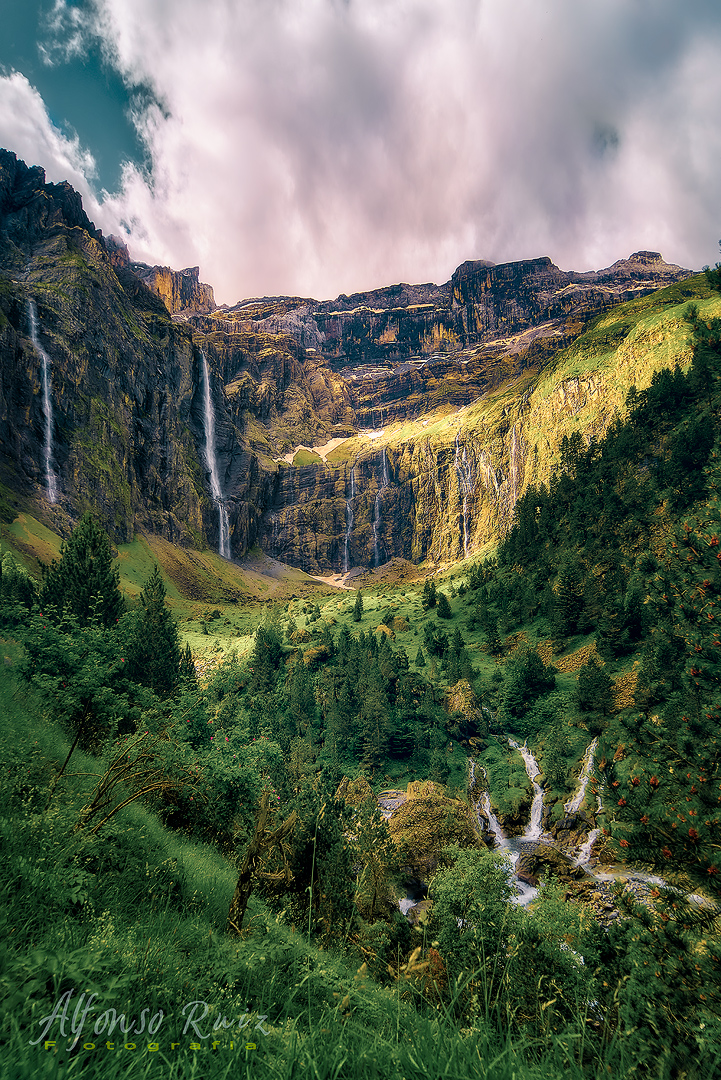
[0,148,707,572]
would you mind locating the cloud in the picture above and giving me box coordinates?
[4,1,721,301]
[0,72,99,194]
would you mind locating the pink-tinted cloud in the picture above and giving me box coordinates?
[4,1,721,302]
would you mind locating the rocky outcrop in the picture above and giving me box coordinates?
[449,251,689,340]
[0,150,236,549]
[0,151,702,571]
[131,263,216,316]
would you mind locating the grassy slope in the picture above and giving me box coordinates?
[0,503,615,802]
[0,647,612,1080]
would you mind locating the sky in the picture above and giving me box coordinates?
[0,0,720,305]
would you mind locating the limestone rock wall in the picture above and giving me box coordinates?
[131,263,216,315]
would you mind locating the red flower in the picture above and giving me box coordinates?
[641,814,649,825]
[619,839,629,848]
[708,866,719,875]
[618,797,627,806]
[688,827,699,842]
[630,777,640,787]
[649,776,659,788]
[662,847,672,859]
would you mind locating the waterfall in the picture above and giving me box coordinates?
[343,467,356,573]
[470,759,536,906]
[565,738,598,814]
[573,792,604,867]
[200,353,230,558]
[453,431,473,557]
[28,300,57,503]
[470,761,507,848]
[372,448,389,567]
[509,739,545,840]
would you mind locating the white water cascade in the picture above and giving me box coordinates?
[28,300,57,503]
[453,431,473,557]
[574,796,604,868]
[509,739,546,840]
[565,738,599,815]
[372,448,389,567]
[200,353,230,558]
[470,760,538,905]
[470,761,507,848]
[344,467,356,573]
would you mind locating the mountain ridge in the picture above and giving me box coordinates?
[0,147,705,573]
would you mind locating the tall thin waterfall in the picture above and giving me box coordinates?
[574,797,603,868]
[372,448,389,567]
[565,738,598,814]
[200,353,230,558]
[470,761,507,848]
[344,467,356,573]
[509,739,545,840]
[454,431,473,557]
[28,300,57,503]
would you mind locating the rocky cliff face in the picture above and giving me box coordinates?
[0,151,225,547]
[130,262,216,316]
[0,150,703,571]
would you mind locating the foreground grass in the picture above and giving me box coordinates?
[3,648,700,1080]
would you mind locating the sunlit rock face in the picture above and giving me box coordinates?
[130,263,216,316]
[0,150,696,569]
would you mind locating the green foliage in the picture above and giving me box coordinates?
[18,607,149,750]
[575,656,613,714]
[126,564,182,696]
[0,549,36,625]
[429,848,594,1033]
[353,588,364,622]
[38,512,123,627]
[421,578,437,610]
[601,477,721,895]
[499,648,557,728]
[436,590,453,618]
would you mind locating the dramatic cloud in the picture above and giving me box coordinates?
[3,0,721,302]
[0,73,100,198]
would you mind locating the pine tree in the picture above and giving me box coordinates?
[436,591,452,619]
[38,512,122,627]
[352,589,364,622]
[602,479,721,896]
[422,579,437,610]
[127,565,181,696]
[575,656,613,714]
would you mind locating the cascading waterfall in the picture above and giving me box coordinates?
[509,739,545,840]
[343,467,356,573]
[200,353,230,558]
[469,761,507,847]
[372,448,389,567]
[574,796,603,868]
[453,431,473,557]
[470,759,537,906]
[28,300,57,503]
[565,738,599,815]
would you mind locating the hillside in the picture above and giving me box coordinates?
[2,148,721,1080]
[0,149,701,573]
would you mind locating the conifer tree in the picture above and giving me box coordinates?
[422,579,437,610]
[436,591,452,618]
[603,479,721,897]
[127,565,181,696]
[352,588,364,622]
[38,512,122,626]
